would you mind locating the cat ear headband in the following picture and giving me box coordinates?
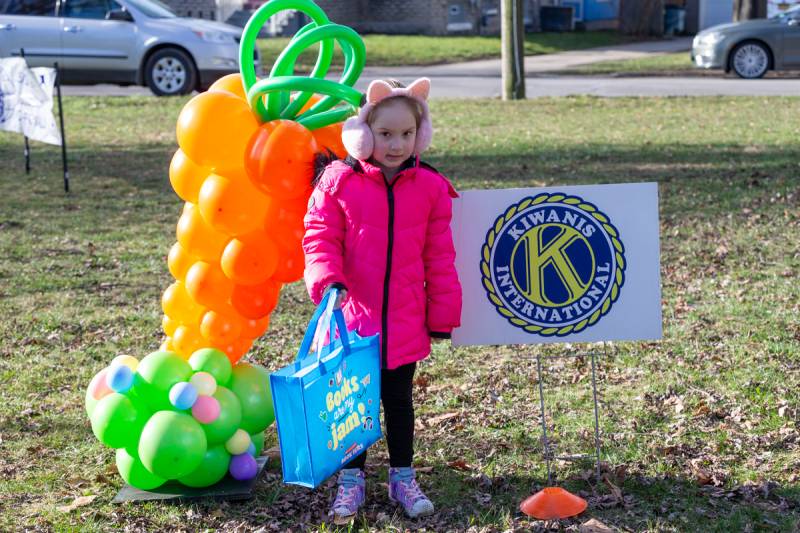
[341,77,433,161]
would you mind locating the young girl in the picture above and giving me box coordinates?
[302,78,462,523]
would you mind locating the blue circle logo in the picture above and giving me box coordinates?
[481,193,626,336]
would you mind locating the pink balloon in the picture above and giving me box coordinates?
[89,368,113,401]
[191,395,221,424]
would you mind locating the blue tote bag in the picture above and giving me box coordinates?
[270,289,382,488]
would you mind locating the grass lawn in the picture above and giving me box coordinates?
[257,31,630,69]
[1,95,799,531]
[555,52,696,76]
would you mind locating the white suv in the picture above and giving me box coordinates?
[0,0,258,95]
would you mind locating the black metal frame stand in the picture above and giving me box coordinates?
[523,346,606,485]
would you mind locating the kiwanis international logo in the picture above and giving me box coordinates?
[481,193,626,336]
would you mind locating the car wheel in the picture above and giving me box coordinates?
[144,48,197,96]
[730,41,770,79]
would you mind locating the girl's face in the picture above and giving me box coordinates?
[368,99,417,171]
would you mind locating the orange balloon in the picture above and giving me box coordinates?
[208,73,247,100]
[176,203,229,263]
[200,309,242,345]
[167,242,195,281]
[160,338,176,352]
[162,281,204,325]
[272,242,305,283]
[220,230,279,285]
[312,122,347,159]
[240,315,270,339]
[185,261,234,311]
[221,337,253,365]
[231,279,281,320]
[176,90,259,173]
[169,149,209,204]
[162,315,179,337]
[245,120,316,200]
[198,172,270,236]
[264,199,307,253]
[172,325,204,358]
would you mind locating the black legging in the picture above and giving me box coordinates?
[344,362,416,469]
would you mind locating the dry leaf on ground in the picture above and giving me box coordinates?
[580,518,614,533]
[57,495,97,512]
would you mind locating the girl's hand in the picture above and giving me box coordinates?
[324,285,347,308]
[431,337,447,344]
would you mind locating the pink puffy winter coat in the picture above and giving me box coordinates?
[302,156,462,370]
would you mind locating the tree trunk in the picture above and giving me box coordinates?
[619,0,664,36]
[733,0,767,21]
[501,0,525,100]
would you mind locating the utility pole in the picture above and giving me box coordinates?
[501,0,525,100]
[733,0,767,21]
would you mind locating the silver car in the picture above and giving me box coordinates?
[692,5,800,79]
[0,0,257,95]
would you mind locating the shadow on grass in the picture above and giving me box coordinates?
[139,463,799,531]
[3,140,797,206]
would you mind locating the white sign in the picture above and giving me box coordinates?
[0,58,61,146]
[451,182,661,346]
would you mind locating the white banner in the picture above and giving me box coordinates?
[451,182,662,346]
[0,58,61,146]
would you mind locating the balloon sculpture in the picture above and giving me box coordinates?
[85,0,365,490]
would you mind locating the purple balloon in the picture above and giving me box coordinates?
[229,453,258,480]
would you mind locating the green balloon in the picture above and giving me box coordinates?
[201,386,242,444]
[178,445,231,488]
[189,348,232,386]
[229,363,274,434]
[90,393,142,449]
[123,390,152,457]
[134,351,192,411]
[116,448,166,490]
[250,431,265,457]
[138,411,207,479]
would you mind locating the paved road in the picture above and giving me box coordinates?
[61,37,800,98]
[62,73,800,99]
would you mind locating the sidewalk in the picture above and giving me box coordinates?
[362,37,693,78]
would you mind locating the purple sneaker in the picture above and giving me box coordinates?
[388,467,434,518]
[330,468,365,524]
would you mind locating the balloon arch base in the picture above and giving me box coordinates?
[112,456,268,503]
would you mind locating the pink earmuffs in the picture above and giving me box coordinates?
[341,78,433,161]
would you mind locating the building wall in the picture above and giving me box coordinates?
[315,0,451,35]
[585,0,619,21]
[166,0,217,19]
[313,0,360,25]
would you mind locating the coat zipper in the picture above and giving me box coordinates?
[381,177,396,369]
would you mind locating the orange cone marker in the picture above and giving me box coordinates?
[520,486,587,520]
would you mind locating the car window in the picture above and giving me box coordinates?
[1,0,56,15]
[63,0,111,19]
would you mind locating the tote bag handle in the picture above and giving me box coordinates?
[295,288,351,366]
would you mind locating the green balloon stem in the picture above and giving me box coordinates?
[297,106,358,131]
[239,0,331,121]
[269,24,364,121]
[247,77,360,130]
[238,0,365,125]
